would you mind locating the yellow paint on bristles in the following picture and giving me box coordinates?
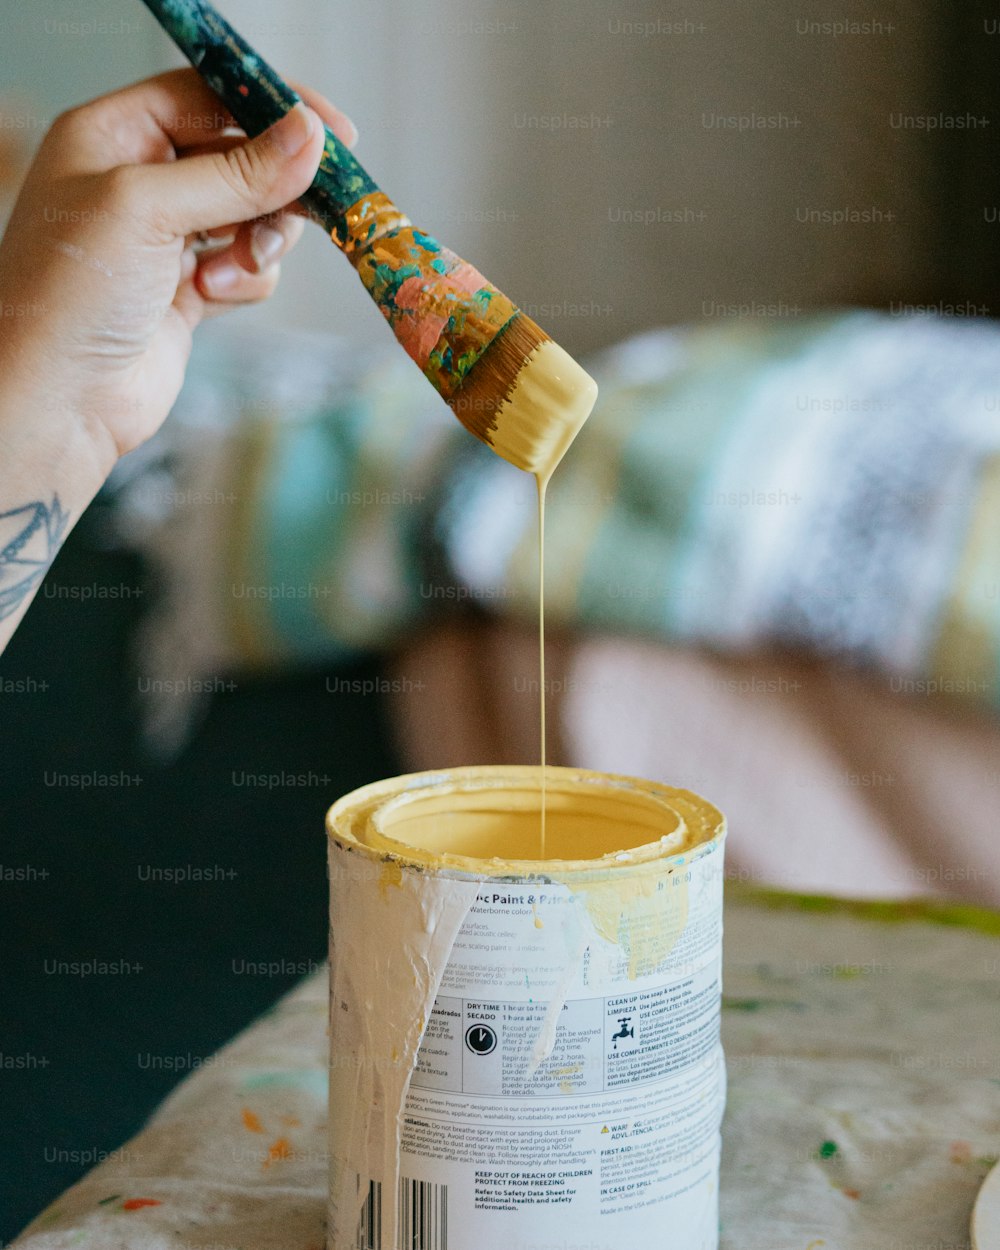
[452,321,599,481]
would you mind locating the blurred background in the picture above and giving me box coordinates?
[2,0,999,1236]
[3,0,999,349]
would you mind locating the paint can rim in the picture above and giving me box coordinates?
[326,764,725,880]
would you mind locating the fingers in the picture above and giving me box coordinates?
[243,213,307,273]
[170,249,284,336]
[173,262,282,335]
[46,69,240,173]
[129,102,325,240]
[199,261,282,309]
[46,68,357,174]
[293,81,358,150]
[135,76,357,155]
[196,212,305,297]
[175,205,305,309]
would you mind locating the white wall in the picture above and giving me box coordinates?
[0,0,166,219]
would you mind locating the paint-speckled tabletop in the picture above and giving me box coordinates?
[10,888,1000,1249]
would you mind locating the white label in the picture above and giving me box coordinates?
[382,843,725,1248]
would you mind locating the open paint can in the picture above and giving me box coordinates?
[326,765,726,1250]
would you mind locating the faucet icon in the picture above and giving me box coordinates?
[612,1017,635,1049]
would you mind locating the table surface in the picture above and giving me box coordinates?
[12,888,1000,1249]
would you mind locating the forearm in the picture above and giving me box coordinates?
[0,379,116,656]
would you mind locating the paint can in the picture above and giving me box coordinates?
[326,765,726,1250]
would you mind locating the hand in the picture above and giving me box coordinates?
[0,69,356,466]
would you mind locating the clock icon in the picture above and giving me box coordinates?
[465,1024,497,1056]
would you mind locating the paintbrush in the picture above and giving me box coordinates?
[137,0,598,479]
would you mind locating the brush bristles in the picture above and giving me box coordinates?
[446,314,550,446]
[447,318,599,478]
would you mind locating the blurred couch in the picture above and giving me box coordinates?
[3,309,1000,1235]
[388,618,1000,906]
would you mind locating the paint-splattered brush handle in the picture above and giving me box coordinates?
[139,0,377,243]
[138,0,554,465]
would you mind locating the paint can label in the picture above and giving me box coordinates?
[396,846,723,1246]
[328,771,725,1250]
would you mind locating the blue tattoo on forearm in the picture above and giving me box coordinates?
[0,496,69,621]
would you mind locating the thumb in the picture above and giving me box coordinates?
[135,103,325,238]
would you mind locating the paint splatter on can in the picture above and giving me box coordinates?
[326,765,726,1249]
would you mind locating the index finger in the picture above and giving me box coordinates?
[44,68,356,174]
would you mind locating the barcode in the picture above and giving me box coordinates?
[355,1176,448,1249]
[398,1176,448,1250]
[356,1178,381,1250]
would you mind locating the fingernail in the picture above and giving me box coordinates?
[201,262,240,297]
[269,103,315,157]
[342,117,359,149]
[250,224,284,272]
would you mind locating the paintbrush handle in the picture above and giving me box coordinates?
[137,0,525,400]
[134,0,579,471]
[139,0,379,244]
